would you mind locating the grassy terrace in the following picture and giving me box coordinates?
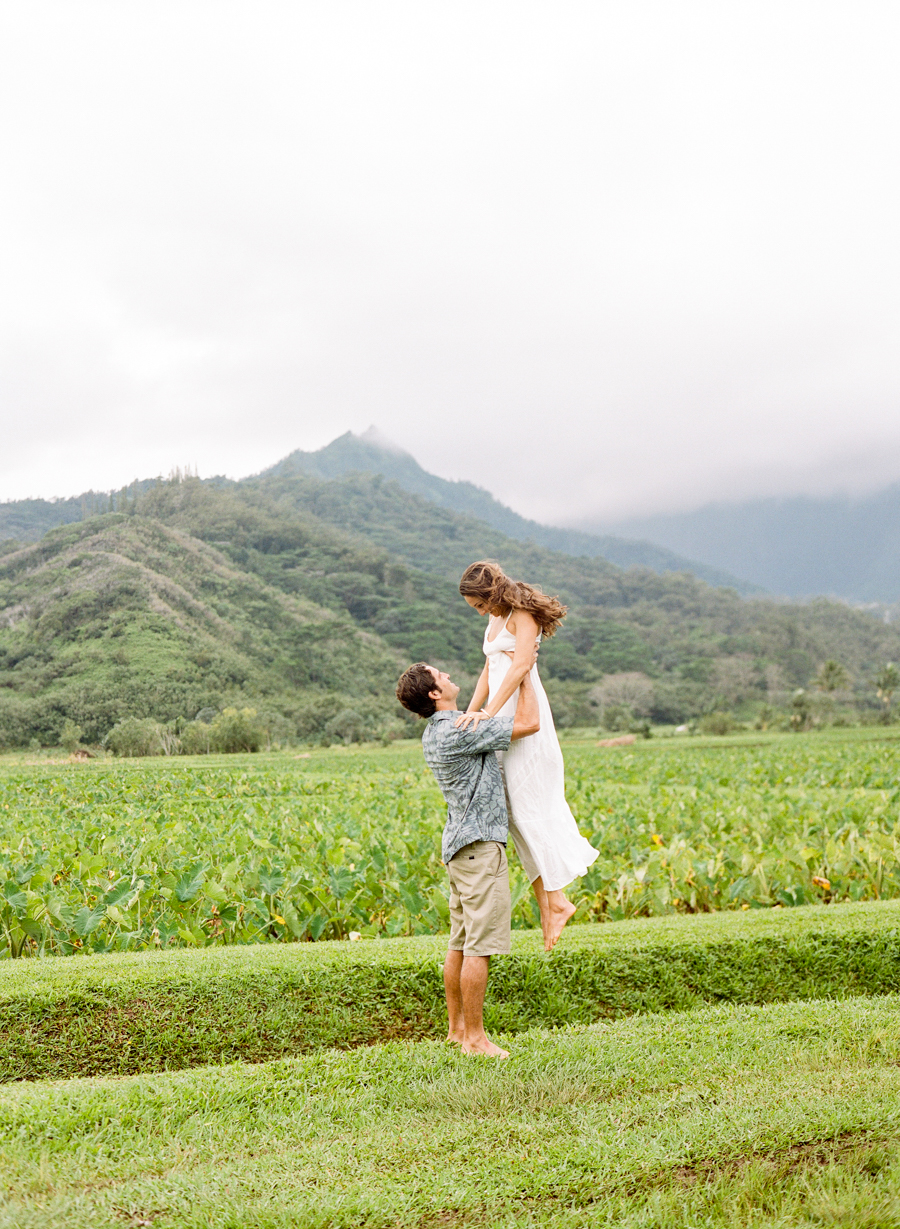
[3,900,900,1081]
[4,996,900,1227]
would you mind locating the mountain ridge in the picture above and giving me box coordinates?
[590,485,900,605]
[0,439,758,596]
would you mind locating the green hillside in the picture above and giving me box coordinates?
[0,494,416,746]
[0,487,141,546]
[252,468,900,723]
[1,470,899,748]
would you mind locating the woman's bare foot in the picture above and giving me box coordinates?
[545,895,576,951]
[462,1035,510,1058]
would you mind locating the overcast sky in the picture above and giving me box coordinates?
[1,2,898,524]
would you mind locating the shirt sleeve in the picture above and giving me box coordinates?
[446,715,514,756]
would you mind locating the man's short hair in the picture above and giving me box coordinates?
[396,663,438,718]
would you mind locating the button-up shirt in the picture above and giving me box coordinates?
[421,710,514,864]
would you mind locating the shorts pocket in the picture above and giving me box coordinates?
[493,842,506,878]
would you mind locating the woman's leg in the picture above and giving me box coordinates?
[531,876,549,945]
[531,876,576,951]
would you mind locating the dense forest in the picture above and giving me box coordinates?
[1,463,899,750]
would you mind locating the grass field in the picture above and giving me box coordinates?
[3,727,900,958]
[4,729,900,1226]
[4,996,900,1227]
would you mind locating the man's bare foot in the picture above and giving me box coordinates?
[445,1028,465,1045]
[461,1036,510,1058]
[545,897,576,951]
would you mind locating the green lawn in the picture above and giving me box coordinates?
[3,995,900,1227]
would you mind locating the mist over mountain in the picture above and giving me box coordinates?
[591,485,900,605]
[0,430,760,593]
[260,430,762,595]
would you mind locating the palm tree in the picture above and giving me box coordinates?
[875,663,900,714]
[814,660,850,693]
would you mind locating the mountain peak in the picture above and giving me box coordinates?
[258,428,426,484]
[357,426,406,455]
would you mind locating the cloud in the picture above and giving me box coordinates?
[1,2,898,521]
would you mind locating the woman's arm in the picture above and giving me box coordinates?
[510,667,541,741]
[465,661,490,713]
[454,642,539,730]
[483,610,539,718]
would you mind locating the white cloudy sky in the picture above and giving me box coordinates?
[1,1,898,524]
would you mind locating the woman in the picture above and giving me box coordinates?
[456,560,599,950]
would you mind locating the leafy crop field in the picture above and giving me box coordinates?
[2,729,900,959]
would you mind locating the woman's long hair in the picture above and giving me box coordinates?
[459,560,567,638]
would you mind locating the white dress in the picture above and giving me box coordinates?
[484,613,599,892]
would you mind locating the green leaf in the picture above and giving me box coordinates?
[2,882,28,915]
[328,868,357,900]
[258,868,286,896]
[174,864,207,903]
[101,878,133,909]
[48,902,75,927]
[247,897,270,922]
[14,853,48,885]
[280,900,305,939]
[72,905,106,937]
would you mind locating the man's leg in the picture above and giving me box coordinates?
[460,954,508,1058]
[445,841,511,1059]
[443,949,465,1043]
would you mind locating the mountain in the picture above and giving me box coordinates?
[590,485,900,605]
[0,484,157,547]
[252,468,900,710]
[0,496,410,746]
[3,468,898,748]
[259,429,763,594]
[0,493,107,544]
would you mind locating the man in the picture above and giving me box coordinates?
[395,655,539,1058]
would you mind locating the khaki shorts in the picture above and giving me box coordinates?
[447,840,511,957]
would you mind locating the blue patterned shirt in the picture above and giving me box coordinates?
[421,710,514,864]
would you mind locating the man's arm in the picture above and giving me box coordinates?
[510,668,540,741]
